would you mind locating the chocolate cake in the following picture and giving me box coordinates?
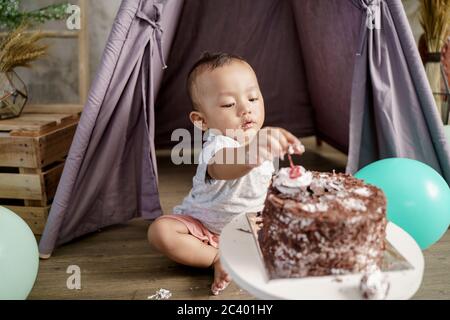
[258,167,387,278]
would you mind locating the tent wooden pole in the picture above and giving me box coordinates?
[78,0,90,106]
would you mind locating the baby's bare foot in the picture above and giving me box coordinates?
[211,257,231,296]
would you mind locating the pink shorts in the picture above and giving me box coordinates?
[155,214,219,249]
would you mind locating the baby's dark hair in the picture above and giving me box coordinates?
[187,52,247,111]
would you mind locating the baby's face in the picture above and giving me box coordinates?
[192,61,264,143]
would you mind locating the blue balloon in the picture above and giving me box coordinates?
[0,207,39,299]
[355,158,450,250]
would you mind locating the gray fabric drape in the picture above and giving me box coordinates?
[289,0,362,152]
[38,0,183,256]
[155,0,316,149]
[347,0,450,181]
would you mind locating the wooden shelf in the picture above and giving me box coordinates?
[0,30,79,38]
[23,104,84,115]
[0,109,80,235]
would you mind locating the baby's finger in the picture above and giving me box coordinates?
[266,135,284,158]
[266,128,289,152]
[279,128,301,147]
[275,130,289,154]
[280,133,305,156]
[294,143,305,154]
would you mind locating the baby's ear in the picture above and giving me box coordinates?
[189,111,207,131]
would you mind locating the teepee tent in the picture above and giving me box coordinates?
[38,0,450,257]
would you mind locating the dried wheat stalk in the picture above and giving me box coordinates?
[420,0,450,52]
[0,23,48,72]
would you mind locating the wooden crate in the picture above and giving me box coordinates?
[0,105,81,234]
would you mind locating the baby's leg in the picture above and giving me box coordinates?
[148,218,231,294]
[148,218,216,267]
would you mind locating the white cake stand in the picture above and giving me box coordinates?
[220,213,424,300]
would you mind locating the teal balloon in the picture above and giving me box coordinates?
[355,158,450,250]
[0,206,39,299]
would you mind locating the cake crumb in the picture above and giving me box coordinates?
[359,267,390,300]
[148,288,172,300]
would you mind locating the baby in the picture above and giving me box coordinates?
[148,52,304,295]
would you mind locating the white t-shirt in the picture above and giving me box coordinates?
[173,130,275,234]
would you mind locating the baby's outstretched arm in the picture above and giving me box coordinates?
[207,127,304,180]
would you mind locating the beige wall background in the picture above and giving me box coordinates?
[403,0,422,43]
[19,0,423,105]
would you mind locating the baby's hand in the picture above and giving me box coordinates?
[246,127,304,167]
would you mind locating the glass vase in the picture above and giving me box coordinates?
[0,70,28,120]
